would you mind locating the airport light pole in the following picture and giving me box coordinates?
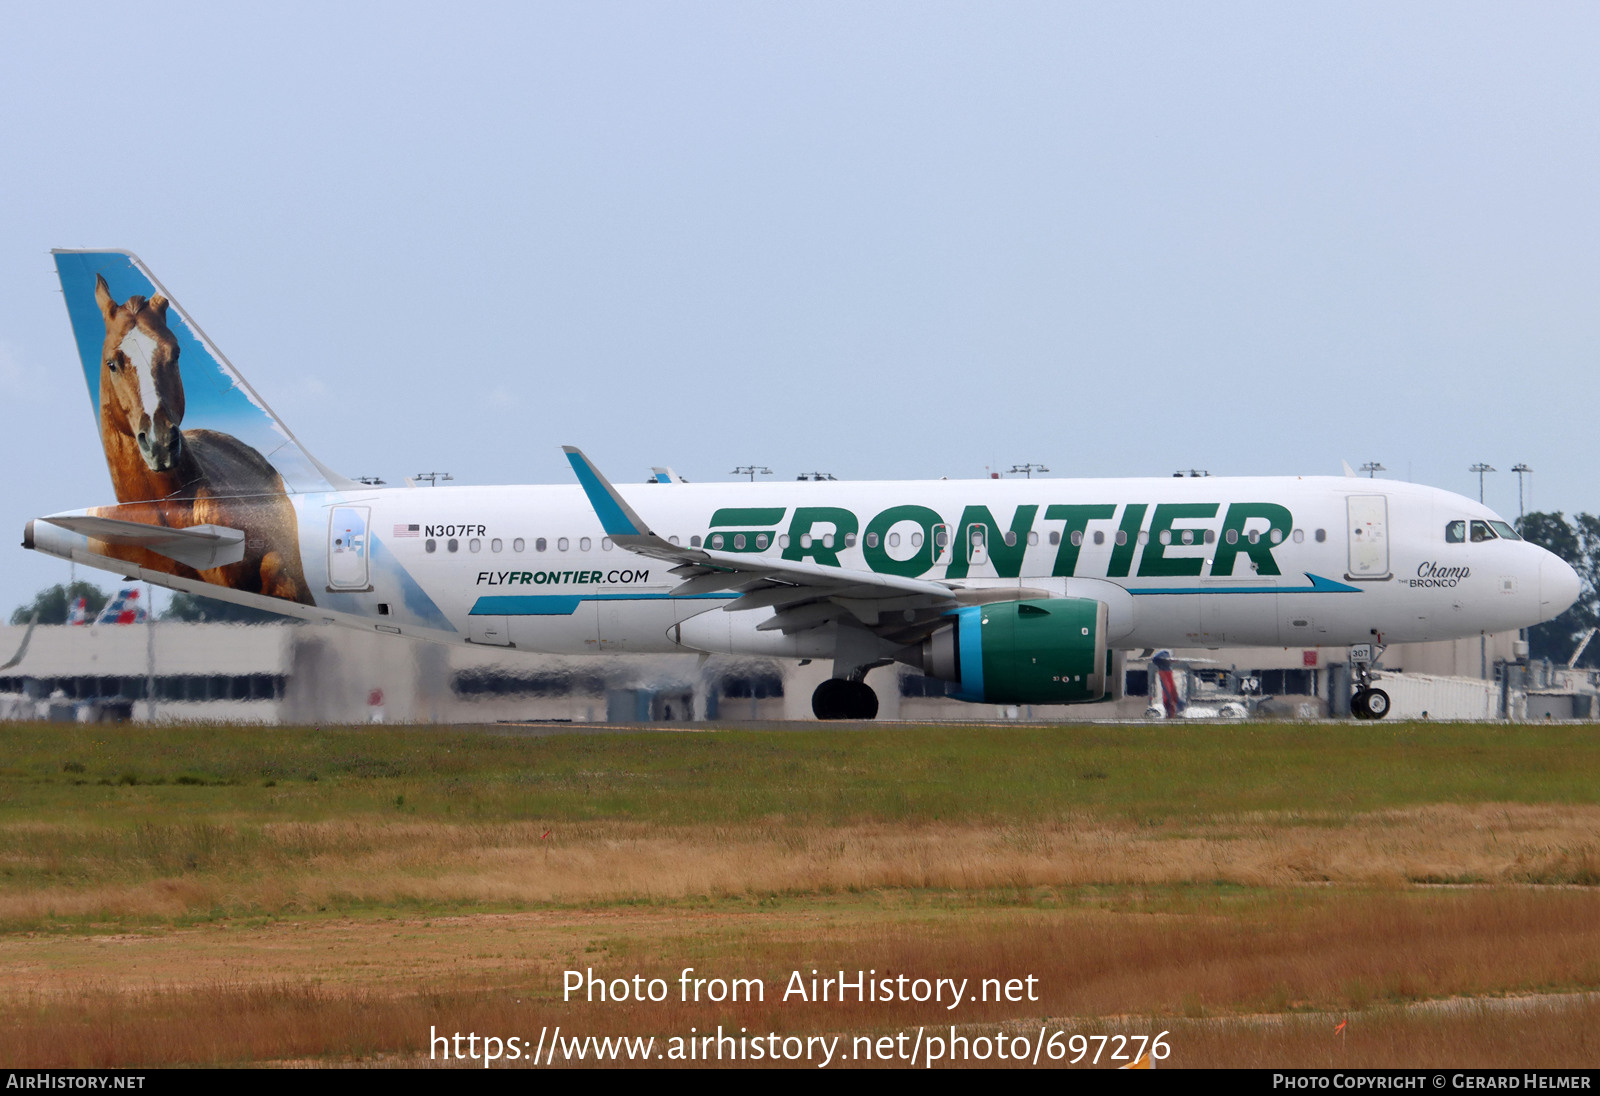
[1511,463,1532,520]
[795,472,837,481]
[1360,462,1385,478]
[731,466,772,482]
[413,472,453,487]
[1469,463,1495,504]
[1008,464,1049,479]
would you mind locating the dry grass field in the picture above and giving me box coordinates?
[0,720,1597,1068]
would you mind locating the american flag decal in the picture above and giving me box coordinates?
[394,524,420,538]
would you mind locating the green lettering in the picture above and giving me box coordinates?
[709,507,786,527]
[1137,503,1219,578]
[1211,502,1293,577]
[862,505,943,577]
[1106,504,1147,578]
[944,505,1038,579]
[782,507,859,567]
[1045,504,1116,577]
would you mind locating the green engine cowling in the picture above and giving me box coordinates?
[919,598,1110,704]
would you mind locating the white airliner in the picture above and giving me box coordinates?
[24,250,1582,720]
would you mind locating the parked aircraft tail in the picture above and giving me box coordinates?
[1151,650,1184,716]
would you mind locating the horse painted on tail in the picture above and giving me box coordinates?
[91,274,314,605]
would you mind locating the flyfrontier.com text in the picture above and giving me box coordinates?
[563,967,1041,1011]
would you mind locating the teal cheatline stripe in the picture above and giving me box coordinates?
[470,593,737,616]
[1129,573,1360,596]
[564,451,638,536]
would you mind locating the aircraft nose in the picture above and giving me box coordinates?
[1540,553,1581,621]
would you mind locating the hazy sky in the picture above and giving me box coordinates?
[3,3,1597,613]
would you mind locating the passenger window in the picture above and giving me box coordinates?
[911,532,924,547]
[602,537,613,550]
[823,534,834,549]
[447,538,459,553]
[1269,528,1283,544]
[468,538,481,553]
[536,537,547,552]
[734,534,746,549]
[425,539,436,553]
[512,538,524,552]
[1094,531,1106,546]
[866,532,879,548]
[888,533,901,548]
[668,535,680,546]
[1116,530,1128,546]
[758,533,770,549]
[1159,529,1172,545]
[711,534,725,549]
[690,535,702,548]
[1470,520,1496,543]
[579,537,592,551]
[1225,529,1239,545]
[844,532,856,548]
[557,537,569,551]
[1070,530,1084,547]
[1003,531,1017,547]
[1027,531,1039,546]
[1180,529,1193,546]
[1292,529,1304,544]
[1048,531,1060,546]
[1445,521,1465,543]
[1315,529,1326,543]
[490,538,502,552]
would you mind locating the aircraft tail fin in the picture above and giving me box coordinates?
[1151,650,1183,716]
[52,250,352,501]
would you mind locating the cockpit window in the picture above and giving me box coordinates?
[1445,520,1466,544]
[1489,521,1521,541]
[1470,520,1496,542]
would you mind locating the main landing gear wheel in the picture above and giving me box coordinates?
[812,678,880,721]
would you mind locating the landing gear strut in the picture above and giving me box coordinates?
[812,678,880,720]
[1349,643,1391,720]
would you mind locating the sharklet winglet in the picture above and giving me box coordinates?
[561,446,656,539]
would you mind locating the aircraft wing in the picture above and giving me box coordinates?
[564,447,1018,637]
[39,514,247,571]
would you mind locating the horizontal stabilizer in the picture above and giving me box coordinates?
[42,515,246,571]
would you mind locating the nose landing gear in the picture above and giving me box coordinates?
[1349,642,1391,720]
[1351,686,1391,719]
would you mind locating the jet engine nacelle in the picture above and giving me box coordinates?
[918,598,1110,705]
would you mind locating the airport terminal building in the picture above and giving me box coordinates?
[1,618,1594,724]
